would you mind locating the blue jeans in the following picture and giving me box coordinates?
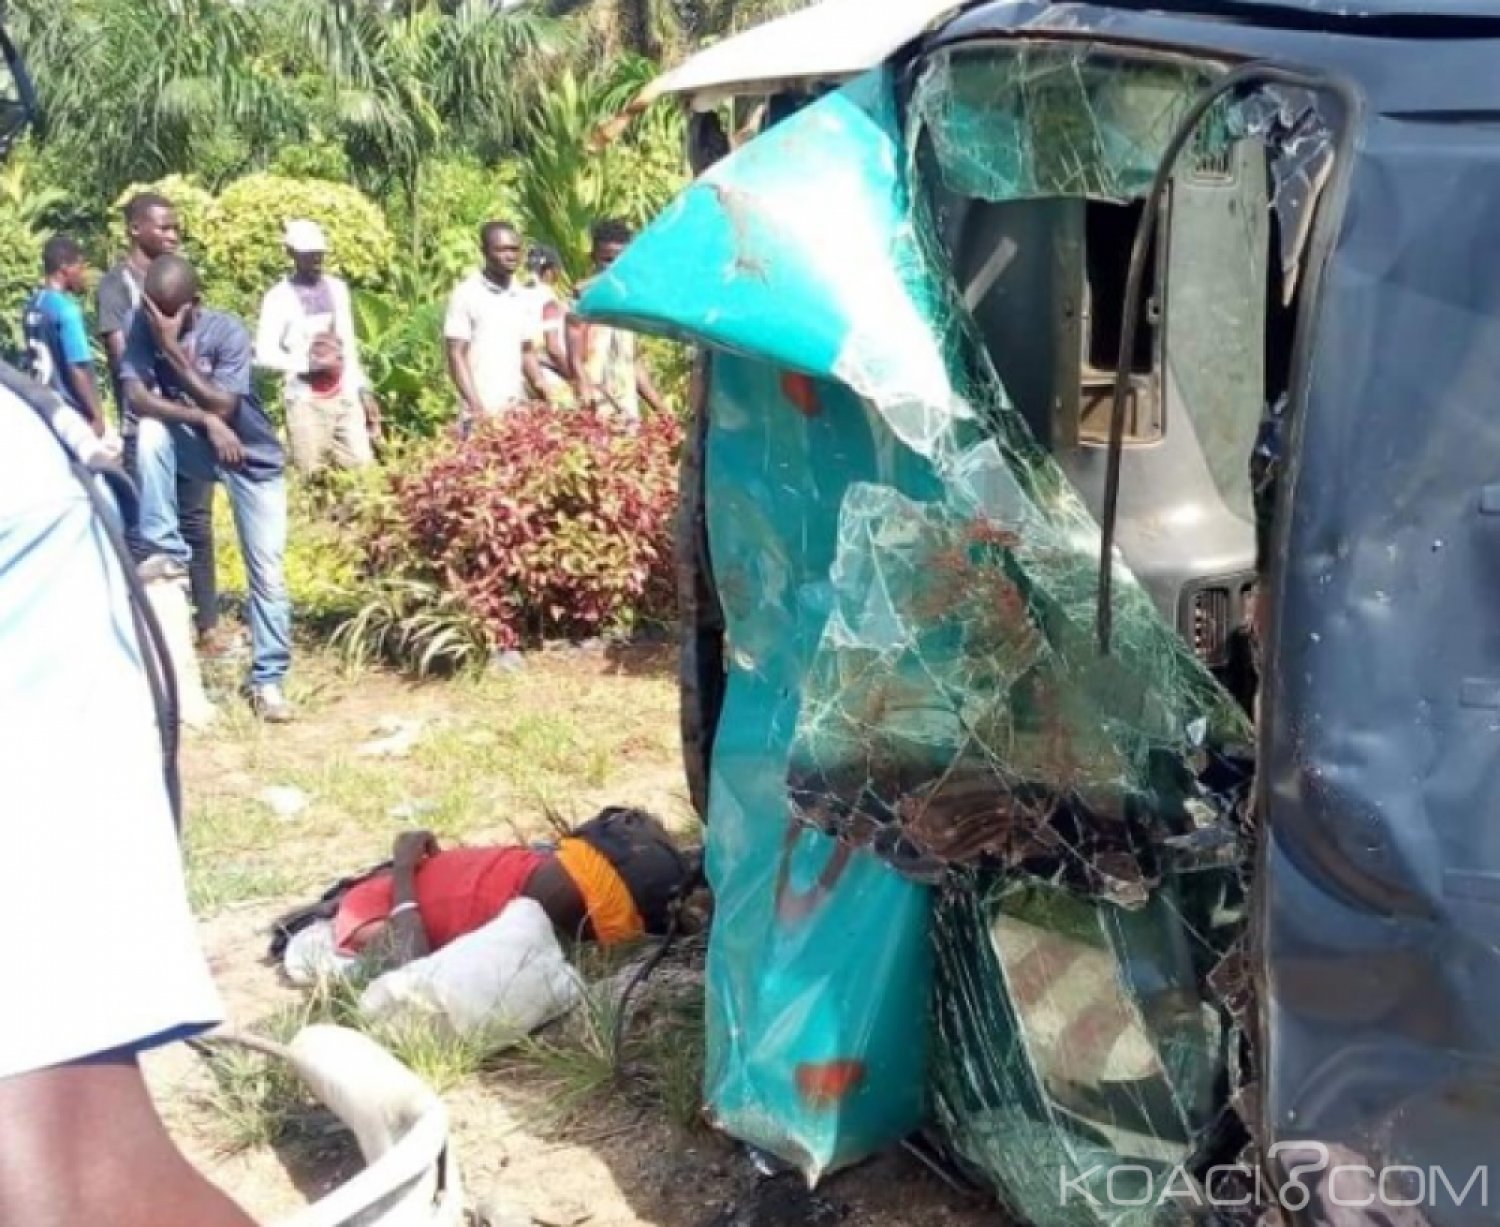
[129,418,218,635]
[132,417,190,566]
[141,420,292,689]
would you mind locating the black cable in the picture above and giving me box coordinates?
[609,861,706,1073]
[610,911,684,1074]
[1095,63,1331,656]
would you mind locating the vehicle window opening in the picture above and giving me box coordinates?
[922,68,1337,716]
[1081,198,1162,444]
[1085,199,1156,376]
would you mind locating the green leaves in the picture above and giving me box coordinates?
[513,56,687,280]
[11,0,304,193]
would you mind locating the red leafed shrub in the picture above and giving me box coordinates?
[372,405,682,649]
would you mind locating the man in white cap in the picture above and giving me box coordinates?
[254,218,381,473]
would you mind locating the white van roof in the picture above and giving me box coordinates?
[654,0,964,107]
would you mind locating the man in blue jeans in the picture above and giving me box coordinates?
[121,254,294,723]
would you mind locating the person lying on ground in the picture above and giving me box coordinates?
[275,808,700,979]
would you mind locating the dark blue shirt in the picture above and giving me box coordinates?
[119,307,284,481]
[22,288,94,419]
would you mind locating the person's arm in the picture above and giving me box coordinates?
[333,279,368,394]
[567,314,600,408]
[542,301,569,376]
[120,319,244,467]
[56,300,106,434]
[522,341,547,404]
[0,1057,259,1227]
[445,338,485,426]
[253,283,304,377]
[372,831,437,969]
[336,280,382,441]
[636,361,665,416]
[443,288,483,424]
[95,273,132,378]
[65,365,106,435]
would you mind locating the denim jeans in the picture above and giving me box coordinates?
[130,417,190,566]
[158,422,292,689]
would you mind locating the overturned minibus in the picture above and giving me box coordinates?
[583,2,1500,1222]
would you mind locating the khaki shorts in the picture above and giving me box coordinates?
[287,389,374,474]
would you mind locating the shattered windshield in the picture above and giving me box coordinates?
[580,36,1338,1225]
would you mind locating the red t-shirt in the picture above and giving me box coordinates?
[334,847,545,954]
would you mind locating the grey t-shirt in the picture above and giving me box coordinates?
[96,261,144,426]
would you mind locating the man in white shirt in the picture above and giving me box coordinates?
[0,373,255,1224]
[444,221,548,433]
[255,219,380,473]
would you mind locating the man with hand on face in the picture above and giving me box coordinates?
[121,254,295,724]
[255,218,380,473]
[444,220,549,434]
[97,192,233,662]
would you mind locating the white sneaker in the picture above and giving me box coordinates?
[137,554,188,583]
[250,683,295,724]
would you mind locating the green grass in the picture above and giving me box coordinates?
[189,862,297,914]
[184,796,297,914]
[192,1005,324,1154]
[177,637,693,1155]
[497,944,709,1134]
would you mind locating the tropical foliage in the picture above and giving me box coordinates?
[5,0,811,648]
[199,175,395,317]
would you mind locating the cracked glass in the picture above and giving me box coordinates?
[580,37,1332,1217]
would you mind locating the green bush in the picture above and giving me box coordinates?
[364,405,682,653]
[0,218,41,361]
[353,288,454,438]
[198,174,394,318]
[269,139,353,185]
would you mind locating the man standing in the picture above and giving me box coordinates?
[255,218,380,473]
[444,220,548,432]
[522,244,574,407]
[569,219,665,422]
[121,255,294,724]
[22,234,107,436]
[97,192,228,662]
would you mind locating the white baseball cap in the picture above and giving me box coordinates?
[284,218,328,253]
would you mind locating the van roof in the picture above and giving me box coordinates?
[656,0,1500,109]
[653,0,964,107]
